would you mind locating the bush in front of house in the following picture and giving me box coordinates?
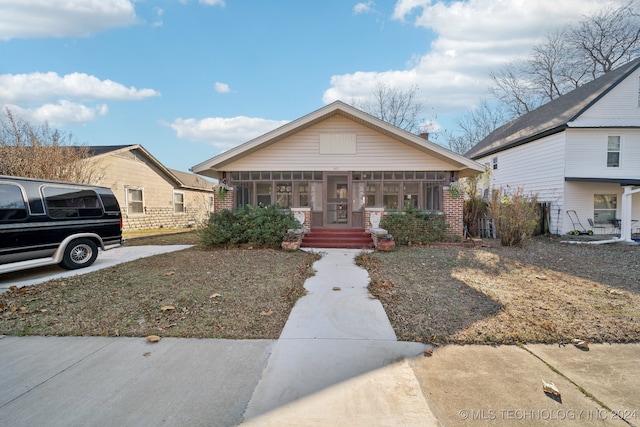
[489,188,539,247]
[200,204,301,248]
[464,196,489,237]
[380,204,448,245]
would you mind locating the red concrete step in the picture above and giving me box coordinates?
[301,228,374,249]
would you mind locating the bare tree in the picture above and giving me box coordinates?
[488,59,542,118]
[442,98,508,155]
[489,1,640,118]
[0,108,99,183]
[568,1,640,75]
[353,81,432,133]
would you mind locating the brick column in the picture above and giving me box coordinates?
[214,187,234,212]
[290,207,311,229]
[443,185,464,237]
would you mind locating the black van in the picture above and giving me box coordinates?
[0,175,123,274]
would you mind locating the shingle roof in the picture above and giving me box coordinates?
[168,168,215,191]
[465,57,640,159]
[86,145,134,156]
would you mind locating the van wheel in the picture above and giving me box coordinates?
[60,239,98,270]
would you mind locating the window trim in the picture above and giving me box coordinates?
[607,136,621,168]
[173,191,185,214]
[125,186,145,215]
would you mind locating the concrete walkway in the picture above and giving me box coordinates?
[242,249,436,425]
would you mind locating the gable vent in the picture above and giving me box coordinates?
[319,133,357,155]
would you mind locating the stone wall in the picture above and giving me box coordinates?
[122,206,203,231]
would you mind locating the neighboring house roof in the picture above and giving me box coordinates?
[87,144,214,192]
[168,168,216,191]
[192,100,485,178]
[466,57,640,160]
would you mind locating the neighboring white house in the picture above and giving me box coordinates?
[466,57,640,240]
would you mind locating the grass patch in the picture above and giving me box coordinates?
[0,232,319,339]
[357,237,640,345]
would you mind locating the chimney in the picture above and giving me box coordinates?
[419,132,429,140]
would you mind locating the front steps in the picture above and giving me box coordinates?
[300,228,374,249]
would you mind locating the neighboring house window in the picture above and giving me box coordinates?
[126,187,144,214]
[208,195,215,211]
[607,136,620,167]
[173,191,185,213]
[492,157,498,170]
[594,194,617,224]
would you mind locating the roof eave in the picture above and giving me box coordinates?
[469,125,567,160]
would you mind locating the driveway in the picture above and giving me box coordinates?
[0,245,192,293]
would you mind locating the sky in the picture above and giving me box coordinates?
[0,0,621,175]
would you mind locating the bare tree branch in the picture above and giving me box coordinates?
[0,108,100,184]
[352,81,432,133]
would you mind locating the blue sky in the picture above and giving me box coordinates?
[0,0,617,174]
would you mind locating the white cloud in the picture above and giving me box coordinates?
[152,7,164,28]
[354,1,376,14]
[165,116,289,150]
[0,72,160,104]
[0,0,138,40]
[325,0,614,119]
[0,72,158,126]
[200,0,225,6]
[5,101,109,126]
[214,82,232,93]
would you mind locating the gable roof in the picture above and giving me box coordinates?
[88,144,214,191]
[466,57,640,160]
[192,101,484,178]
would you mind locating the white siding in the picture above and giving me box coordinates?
[565,129,640,179]
[477,133,566,234]
[222,116,455,171]
[571,68,640,125]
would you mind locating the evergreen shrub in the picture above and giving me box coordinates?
[380,204,448,245]
[201,204,301,248]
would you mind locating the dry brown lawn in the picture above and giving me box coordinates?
[358,237,640,345]
[0,232,319,339]
[2,232,638,344]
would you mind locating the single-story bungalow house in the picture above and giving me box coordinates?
[86,145,215,231]
[191,101,484,244]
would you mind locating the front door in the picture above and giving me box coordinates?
[325,173,349,227]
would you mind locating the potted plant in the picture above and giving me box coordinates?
[377,233,395,251]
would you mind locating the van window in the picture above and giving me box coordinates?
[0,183,28,221]
[43,187,103,218]
[99,193,120,213]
